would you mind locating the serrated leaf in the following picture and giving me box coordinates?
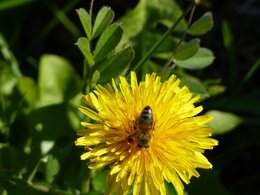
[180,77,209,100]
[97,46,134,83]
[94,24,123,63]
[92,7,114,39]
[174,48,214,69]
[46,155,60,183]
[75,37,94,66]
[77,8,92,39]
[188,12,213,35]
[207,110,243,135]
[174,38,200,60]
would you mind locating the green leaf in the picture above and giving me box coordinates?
[0,0,33,11]
[3,179,49,195]
[0,145,27,176]
[142,30,178,55]
[86,192,103,195]
[207,85,226,97]
[221,20,234,49]
[38,54,81,106]
[119,0,186,43]
[46,155,60,183]
[67,94,81,130]
[0,33,21,78]
[174,38,200,60]
[94,24,123,63]
[188,12,213,35]
[174,48,214,69]
[96,46,134,83]
[17,77,38,110]
[165,183,177,195]
[76,8,92,39]
[207,110,243,135]
[144,61,164,75]
[92,6,114,39]
[27,152,42,182]
[180,77,209,100]
[28,103,74,140]
[242,57,260,84]
[91,169,108,193]
[91,70,100,87]
[0,61,17,95]
[75,37,94,66]
[49,3,81,38]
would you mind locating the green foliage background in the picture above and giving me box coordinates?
[0,0,259,194]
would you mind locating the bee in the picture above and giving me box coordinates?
[137,106,153,148]
[127,106,154,148]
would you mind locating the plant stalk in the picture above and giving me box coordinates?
[132,4,194,72]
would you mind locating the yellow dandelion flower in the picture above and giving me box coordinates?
[75,72,218,195]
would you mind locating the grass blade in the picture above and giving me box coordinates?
[0,0,33,11]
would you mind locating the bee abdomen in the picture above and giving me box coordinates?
[138,106,153,133]
[137,133,150,148]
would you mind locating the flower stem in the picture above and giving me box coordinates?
[131,3,194,72]
[162,4,197,72]
[82,59,90,94]
[89,0,94,19]
[82,0,94,95]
